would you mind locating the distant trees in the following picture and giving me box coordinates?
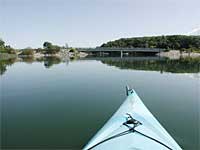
[0,39,16,54]
[0,38,77,58]
[43,42,52,49]
[0,39,63,56]
[43,41,61,54]
[0,39,5,50]
[101,35,200,52]
[4,46,16,54]
[19,49,34,56]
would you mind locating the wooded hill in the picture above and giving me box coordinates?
[101,35,200,52]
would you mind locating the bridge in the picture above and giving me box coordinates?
[77,47,163,57]
[79,56,165,61]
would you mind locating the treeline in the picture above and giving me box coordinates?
[0,39,16,54]
[0,38,71,56]
[101,35,200,51]
[19,42,63,56]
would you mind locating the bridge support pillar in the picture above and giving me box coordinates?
[120,51,123,58]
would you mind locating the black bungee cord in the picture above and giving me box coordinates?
[87,116,173,150]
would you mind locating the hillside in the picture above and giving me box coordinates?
[101,35,200,51]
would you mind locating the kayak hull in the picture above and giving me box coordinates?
[84,88,182,150]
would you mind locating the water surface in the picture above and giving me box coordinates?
[0,56,200,149]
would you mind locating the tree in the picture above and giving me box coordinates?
[5,45,16,54]
[0,39,5,52]
[43,42,61,54]
[0,39,5,47]
[43,42,53,49]
[0,38,16,54]
[19,49,34,56]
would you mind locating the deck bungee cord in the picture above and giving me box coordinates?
[87,114,173,150]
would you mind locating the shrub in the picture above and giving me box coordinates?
[19,49,34,56]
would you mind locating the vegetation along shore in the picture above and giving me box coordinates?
[0,39,87,60]
[1,35,200,60]
[101,35,200,58]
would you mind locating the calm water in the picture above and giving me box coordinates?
[0,56,200,149]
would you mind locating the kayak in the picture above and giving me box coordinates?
[83,86,182,150]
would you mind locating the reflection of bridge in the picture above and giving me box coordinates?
[77,47,163,57]
[79,56,165,61]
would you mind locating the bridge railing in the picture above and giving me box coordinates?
[77,47,164,52]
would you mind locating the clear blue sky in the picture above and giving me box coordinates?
[0,0,200,48]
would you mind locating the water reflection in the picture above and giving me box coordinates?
[20,56,35,64]
[0,57,69,75]
[0,57,16,75]
[100,57,200,73]
[43,57,62,68]
[0,56,200,75]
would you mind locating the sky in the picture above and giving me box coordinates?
[0,0,200,48]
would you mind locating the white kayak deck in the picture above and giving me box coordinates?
[84,89,182,150]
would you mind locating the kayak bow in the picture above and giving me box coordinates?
[84,87,182,150]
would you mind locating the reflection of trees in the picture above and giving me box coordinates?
[1,56,199,75]
[43,57,62,68]
[0,56,73,74]
[21,56,35,64]
[101,57,200,73]
[0,56,72,75]
[0,58,16,75]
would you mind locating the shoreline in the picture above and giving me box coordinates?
[1,50,200,61]
[158,50,200,59]
[0,51,88,61]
